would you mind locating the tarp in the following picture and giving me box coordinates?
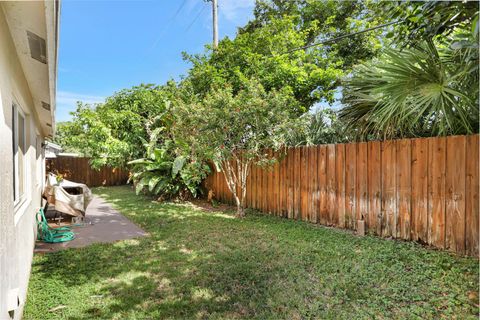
[43,173,93,217]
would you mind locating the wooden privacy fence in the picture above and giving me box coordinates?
[204,135,479,256]
[46,157,129,187]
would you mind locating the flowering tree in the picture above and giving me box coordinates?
[174,79,296,217]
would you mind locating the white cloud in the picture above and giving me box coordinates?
[56,91,105,106]
[218,0,255,23]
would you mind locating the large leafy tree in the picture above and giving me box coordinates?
[55,84,175,168]
[383,0,479,44]
[173,79,297,216]
[184,0,385,114]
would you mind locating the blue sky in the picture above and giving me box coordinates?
[56,0,255,122]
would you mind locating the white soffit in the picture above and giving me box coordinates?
[2,1,58,137]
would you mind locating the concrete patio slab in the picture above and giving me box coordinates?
[34,196,148,253]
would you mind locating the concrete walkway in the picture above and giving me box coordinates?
[34,196,148,253]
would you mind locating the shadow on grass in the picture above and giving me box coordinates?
[26,186,479,320]
[29,191,279,319]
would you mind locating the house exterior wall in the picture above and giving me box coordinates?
[0,7,47,319]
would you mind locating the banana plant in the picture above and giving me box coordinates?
[128,127,209,199]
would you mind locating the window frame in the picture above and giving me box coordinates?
[12,101,27,208]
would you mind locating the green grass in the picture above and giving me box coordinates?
[25,186,478,319]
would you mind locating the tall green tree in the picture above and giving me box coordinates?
[55,84,176,168]
[383,0,479,44]
[173,79,298,216]
[184,0,385,114]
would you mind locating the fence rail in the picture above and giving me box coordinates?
[46,157,129,187]
[204,135,479,256]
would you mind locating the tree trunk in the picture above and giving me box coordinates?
[236,201,245,218]
[222,157,250,218]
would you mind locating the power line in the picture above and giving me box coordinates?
[279,20,402,55]
[146,0,188,54]
[172,0,188,21]
[186,4,207,32]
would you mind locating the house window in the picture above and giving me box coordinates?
[12,103,26,203]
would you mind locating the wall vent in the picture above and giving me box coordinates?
[26,31,47,64]
[41,102,51,111]
[46,123,52,127]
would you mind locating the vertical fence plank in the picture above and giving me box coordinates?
[445,136,466,253]
[368,141,382,235]
[345,143,356,230]
[219,170,224,204]
[218,170,223,203]
[245,164,249,208]
[281,150,287,217]
[327,144,337,225]
[397,139,412,240]
[306,147,312,221]
[466,135,479,256]
[270,150,276,215]
[276,151,285,217]
[318,145,328,224]
[310,146,319,223]
[294,147,301,220]
[300,146,308,221]
[411,138,428,243]
[428,137,446,249]
[356,142,368,227]
[381,140,396,237]
[252,163,257,209]
[269,150,274,214]
[262,154,268,212]
[247,161,252,208]
[255,162,261,210]
[221,169,227,204]
[253,163,258,210]
[308,146,317,223]
[336,144,346,228]
[217,169,221,202]
[287,148,294,218]
[274,150,280,216]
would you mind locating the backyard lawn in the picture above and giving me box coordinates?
[25,186,478,319]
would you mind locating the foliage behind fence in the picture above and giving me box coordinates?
[46,157,129,187]
[204,135,479,256]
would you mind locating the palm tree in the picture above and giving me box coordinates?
[340,31,479,140]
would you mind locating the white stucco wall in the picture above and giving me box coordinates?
[0,7,46,319]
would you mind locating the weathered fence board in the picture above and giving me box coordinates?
[382,140,396,238]
[46,157,129,187]
[335,144,346,228]
[465,135,479,256]
[367,141,381,234]
[345,143,356,229]
[428,137,446,249]
[327,144,337,226]
[411,138,428,243]
[397,139,411,240]
[445,136,466,253]
[206,135,480,256]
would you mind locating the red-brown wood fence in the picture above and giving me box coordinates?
[204,135,479,256]
[46,157,129,187]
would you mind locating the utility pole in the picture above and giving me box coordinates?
[212,0,218,48]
